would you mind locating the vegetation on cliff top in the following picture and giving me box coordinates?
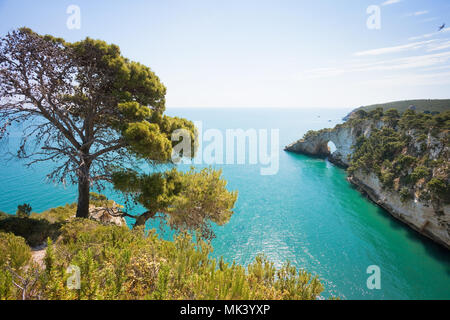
[347,108,449,204]
[350,99,450,115]
[0,204,325,300]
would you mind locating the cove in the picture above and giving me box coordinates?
[1,108,449,300]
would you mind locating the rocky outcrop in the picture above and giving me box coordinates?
[285,119,450,250]
[89,203,127,227]
[284,120,383,167]
[348,170,450,249]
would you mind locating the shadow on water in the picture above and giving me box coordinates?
[373,205,450,272]
[345,172,450,273]
[287,150,450,277]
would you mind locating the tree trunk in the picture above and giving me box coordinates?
[133,211,156,228]
[76,161,91,218]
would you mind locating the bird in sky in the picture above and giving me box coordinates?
[438,23,445,31]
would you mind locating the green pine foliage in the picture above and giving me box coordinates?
[112,167,238,240]
[0,210,326,300]
[16,204,32,218]
[0,232,31,270]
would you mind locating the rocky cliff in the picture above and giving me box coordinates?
[285,119,383,167]
[285,110,450,249]
[348,170,450,249]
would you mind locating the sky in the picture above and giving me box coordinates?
[0,0,449,109]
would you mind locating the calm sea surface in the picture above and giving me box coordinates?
[1,108,449,299]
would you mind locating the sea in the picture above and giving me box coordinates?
[1,107,449,300]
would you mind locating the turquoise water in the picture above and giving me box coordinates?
[1,108,449,300]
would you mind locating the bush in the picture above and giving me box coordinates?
[0,217,328,300]
[303,130,319,140]
[0,232,31,270]
[16,204,32,218]
[32,203,76,223]
[89,193,117,208]
[0,211,9,220]
[427,178,450,201]
[409,166,431,184]
[399,187,411,202]
[393,155,416,173]
[383,109,400,127]
[380,170,394,189]
[368,107,384,120]
[0,216,61,247]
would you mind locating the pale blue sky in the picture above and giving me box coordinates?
[1,0,449,108]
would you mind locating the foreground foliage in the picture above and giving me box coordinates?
[112,167,238,239]
[0,211,325,300]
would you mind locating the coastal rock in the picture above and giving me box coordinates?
[284,120,381,167]
[285,117,449,249]
[89,204,127,227]
[348,170,450,249]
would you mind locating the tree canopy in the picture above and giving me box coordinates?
[112,167,237,240]
[0,28,236,237]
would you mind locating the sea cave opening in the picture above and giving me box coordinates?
[327,141,337,154]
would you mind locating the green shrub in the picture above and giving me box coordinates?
[399,187,411,202]
[89,193,117,208]
[380,170,394,189]
[0,267,14,299]
[427,178,450,201]
[393,155,416,173]
[0,211,9,220]
[0,216,61,247]
[409,166,431,184]
[417,133,427,143]
[16,204,32,218]
[349,127,407,175]
[368,107,384,120]
[1,217,327,300]
[303,130,319,140]
[383,108,400,127]
[0,232,31,270]
[32,203,76,223]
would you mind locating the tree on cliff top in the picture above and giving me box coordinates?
[0,28,237,235]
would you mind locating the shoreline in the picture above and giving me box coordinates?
[347,174,450,251]
[286,146,450,251]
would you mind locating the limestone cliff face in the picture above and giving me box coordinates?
[285,120,383,167]
[285,119,450,249]
[349,170,450,249]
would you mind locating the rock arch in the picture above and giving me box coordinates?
[284,125,360,167]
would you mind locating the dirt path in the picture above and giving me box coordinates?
[31,243,47,268]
